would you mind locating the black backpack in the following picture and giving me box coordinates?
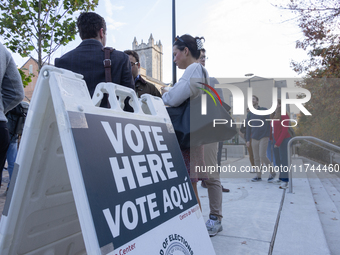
[6,101,29,137]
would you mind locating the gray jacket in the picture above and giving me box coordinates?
[0,43,25,122]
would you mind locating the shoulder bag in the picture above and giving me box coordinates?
[166,66,237,150]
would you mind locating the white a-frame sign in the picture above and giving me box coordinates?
[0,66,215,255]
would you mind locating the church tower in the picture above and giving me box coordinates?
[132,34,163,82]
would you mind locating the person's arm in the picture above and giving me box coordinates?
[162,78,190,107]
[275,115,290,147]
[245,112,251,143]
[246,124,251,147]
[162,64,200,107]
[152,84,162,98]
[2,54,24,113]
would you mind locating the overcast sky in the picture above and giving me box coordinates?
[9,0,308,83]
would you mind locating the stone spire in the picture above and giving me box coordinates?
[148,33,154,46]
[132,37,138,50]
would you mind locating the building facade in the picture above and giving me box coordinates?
[132,34,165,91]
[20,57,40,102]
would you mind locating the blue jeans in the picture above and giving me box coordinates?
[6,141,18,188]
[266,139,276,166]
[273,137,291,182]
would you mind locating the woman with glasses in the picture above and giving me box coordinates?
[162,34,207,209]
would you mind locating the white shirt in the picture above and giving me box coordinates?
[162,63,209,107]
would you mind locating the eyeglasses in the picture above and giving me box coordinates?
[200,56,208,60]
[130,62,138,66]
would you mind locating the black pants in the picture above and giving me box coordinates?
[0,121,10,185]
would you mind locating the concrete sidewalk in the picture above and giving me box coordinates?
[0,157,337,254]
[198,156,333,255]
[0,170,9,219]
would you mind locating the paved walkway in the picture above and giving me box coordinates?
[0,157,337,254]
[198,156,334,255]
[0,170,9,220]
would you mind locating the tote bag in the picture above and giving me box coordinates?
[166,68,237,150]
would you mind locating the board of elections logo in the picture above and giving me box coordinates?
[160,234,194,255]
[165,242,191,255]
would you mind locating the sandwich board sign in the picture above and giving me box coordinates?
[0,66,216,255]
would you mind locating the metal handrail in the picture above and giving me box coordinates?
[287,136,340,193]
[301,140,338,157]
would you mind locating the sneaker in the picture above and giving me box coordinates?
[201,180,207,188]
[274,179,282,184]
[206,215,222,237]
[267,173,276,183]
[251,177,262,182]
[279,182,288,189]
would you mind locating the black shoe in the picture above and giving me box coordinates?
[251,177,262,182]
[222,186,230,192]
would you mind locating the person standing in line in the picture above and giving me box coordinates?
[0,42,25,186]
[199,49,230,192]
[272,99,291,188]
[124,50,161,98]
[197,49,228,236]
[267,111,277,173]
[55,12,134,108]
[245,108,256,171]
[246,95,275,182]
[162,34,207,211]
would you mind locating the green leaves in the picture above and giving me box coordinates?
[296,77,340,145]
[18,68,34,88]
[280,0,340,77]
[0,0,99,69]
[279,0,340,145]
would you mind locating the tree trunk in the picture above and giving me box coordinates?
[38,0,42,70]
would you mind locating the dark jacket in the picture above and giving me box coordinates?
[55,39,134,106]
[135,75,161,98]
[246,106,270,142]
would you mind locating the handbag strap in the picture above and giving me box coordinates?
[102,47,115,82]
[101,47,115,108]
[200,65,210,96]
[201,65,209,85]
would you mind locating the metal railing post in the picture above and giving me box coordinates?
[288,136,340,193]
[330,152,333,165]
